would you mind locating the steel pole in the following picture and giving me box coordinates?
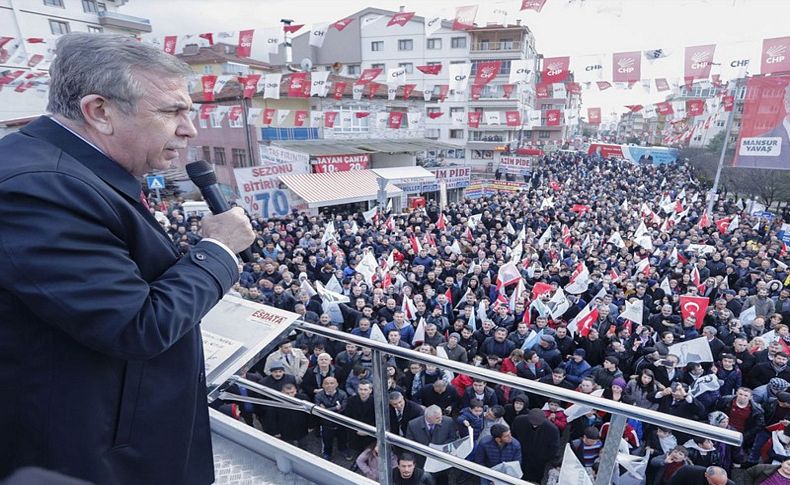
[706,80,739,216]
[372,349,393,485]
[593,414,627,485]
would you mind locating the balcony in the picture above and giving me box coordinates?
[470,41,522,53]
[97,11,152,33]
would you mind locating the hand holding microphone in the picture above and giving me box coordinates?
[186,160,255,261]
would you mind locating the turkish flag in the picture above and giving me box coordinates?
[237,29,255,58]
[685,44,716,80]
[201,75,217,102]
[403,84,416,100]
[428,111,444,119]
[502,84,515,98]
[761,36,790,75]
[542,56,570,83]
[294,110,308,126]
[722,95,734,112]
[357,68,382,84]
[680,295,710,329]
[715,217,732,234]
[521,0,547,12]
[332,17,354,31]
[656,101,673,115]
[576,307,600,337]
[288,72,309,97]
[387,12,415,27]
[324,111,338,128]
[588,107,601,124]
[612,51,641,82]
[263,108,275,125]
[468,111,482,128]
[332,81,347,100]
[546,109,561,126]
[283,24,304,34]
[505,111,521,127]
[536,83,549,98]
[470,84,484,100]
[241,74,260,99]
[687,99,705,116]
[474,60,501,85]
[417,64,442,75]
[388,111,404,129]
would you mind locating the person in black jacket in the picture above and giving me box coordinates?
[344,380,376,456]
[389,391,424,437]
[749,352,790,389]
[269,383,309,447]
[392,453,434,485]
[512,409,561,483]
[666,465,734,485]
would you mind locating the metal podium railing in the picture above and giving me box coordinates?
[229,319,742,485]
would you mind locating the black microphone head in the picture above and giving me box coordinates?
[186,160,217,189]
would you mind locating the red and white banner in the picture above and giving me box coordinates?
[474,60,501,85]
[505,111,521,127]
[437,84,449,101]
[733,75,790,170]
[546,109,561,126]
[520,0,547,12]
[536,84,549,98]
[655,78,670,91]
[237,29,254,58]
[612,51,641,82]
[332,81,346,100]
[597,81,612,90]
[416,64,442,75]
[324,111,338,128]
[684,44,716,80]
[201,75,217,102]
[263,108,275,125]
[722,95,734,112]
[312,154,370,173]
[199,104,216,120]
[387,11,415,27]
[367,82,382,99]
[333,17,354,31]
[241,74,260,99]
[468,111,481,128]
[287,72,309,97]
[294,110,308,127]
[357,68,382,84]
[453,5,478,30]
[470,84,484,100]
[502,84,515,98]
[679,295,710,329]
[587,107,601,124]
[163,35,178,55]
[656,101,674,115]
[566,82,582,95]
[402,84,416,100]
[541,56,570,83]
[228,105,243,121]
[761,36,790,75]
[687,99,705,116]
[388,111,404,129]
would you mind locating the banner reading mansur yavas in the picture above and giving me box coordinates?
[733,75,790,170]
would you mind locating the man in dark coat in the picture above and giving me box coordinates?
[667,465,735,485]
[389,391,424,436]
[0,34,255,485]
[512,409,561,483]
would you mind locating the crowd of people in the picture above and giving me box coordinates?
[156,152,790,485]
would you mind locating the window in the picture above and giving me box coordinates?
[450,129,464,139]
[346,64,361,76]
[202,146,212,163]
[501,39,513,50]
[425,128,440,139]
[210,111,222,128]
[716,120,725,127]
[450,107,464,115]
[202,65,213,74]
[371,63,385,71]
[232,148,249,168]
[479,40,489,50]
[49,20,71,35]
[82,0,98,13]
[228,113,243,128]
[449,60,466,65]
[398,39,413,51]
[213,147,227,165]
[398,62,413,74]
[451,37,466,49]
[427,38,442,50]
[43,0,64,6]
[97,2,107,11]
[87,25,103,33]
[427,61,441,67]
[538,130,551,139]
[371,41,384,52]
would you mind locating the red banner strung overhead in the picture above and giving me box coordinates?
[287,72,309,97]
[541,56,570,83]
[546,109,561,126]
[417,64,442,75]
[520,0,548,12]
[241,74,260,99]
[761,36,790,75]
[388,111,405,129]
[505,111,521,127]
[403,84,417,100]
[468,111,481,128]
[587,107,601,124]
[612,51,641,83]
[324,111,338,128]
[684,44,716,80]
[332,81,347,100]
[333,17,354,31]
[687,99,705,117]
[237,29,255,58]
[387,12,415,27]
[474,60,501,86]
[357,68,382,84]
[502,84,515,98]
[201,75,217,102]
[294,110,308,126]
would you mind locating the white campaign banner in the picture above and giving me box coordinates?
[668,336,713,366]
[235,160,311,219]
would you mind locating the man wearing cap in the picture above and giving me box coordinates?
[564,349,592,386]
[536,334,563,369]
[754,378,790,406]
[512,409,561,482]
[438,333,468,363]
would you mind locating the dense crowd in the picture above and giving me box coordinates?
[153,152,790,485]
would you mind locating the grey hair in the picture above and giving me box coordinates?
[47,33,193,121]
[425,405,442,418]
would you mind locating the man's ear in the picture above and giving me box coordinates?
[80,94,114,135]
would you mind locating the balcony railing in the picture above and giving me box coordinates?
[470,41,522,52]
[97,10,152,32]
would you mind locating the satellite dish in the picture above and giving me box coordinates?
[300,58,313,72]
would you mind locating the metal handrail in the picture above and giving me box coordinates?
[229,376,531,485]
[296,320,742,447]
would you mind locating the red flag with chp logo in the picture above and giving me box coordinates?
[201,75,217,102]
[474,60,501,86]
[684,44,716,80]
[541,56,570,83]
[761,36,790,75]
[546,109,561,126]
[237,29,254,58]
[588,107,601,124]
[612,51,641,83]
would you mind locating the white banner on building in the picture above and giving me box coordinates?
[234,161,311,219]
[310,110,324,128]
[509,59,532,84]
[387,67,407,86]
[310,70,330,97]
[258,27,284,58]
[429,167,471,189]
[485,111,501,125]
[308,23,330,48]
[263,73,282,99]
[570,54,608,82]
[424,16,443,38]
[449,63,472,93]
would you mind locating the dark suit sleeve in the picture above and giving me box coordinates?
[0,172,238,361]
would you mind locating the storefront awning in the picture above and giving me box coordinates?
[278,170,404,209]
[371,166,437,184]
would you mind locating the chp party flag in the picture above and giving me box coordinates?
[288,72,309,97]
[324,111,338,128]
[387,11,415,27]
[474,60,501,85]
[685,44,716,80]
[236,29,255,58]
[294,110,308,126]
[453,5,478,30]
[761,36,790,75]
[388,111,405,129]
[241,74,261,98]
[687,99,705,116]
[417,64,442,75]
[541,56,570,83]
[509,59,532,84]
[497,261,522,287]
[402,84,416,100]
[505,111,521,127]
[502,83,515,98]
[357,67,382,84]
[668,336,714,366]
[546,109,561,126]
[310,70,330,97]
[332,81,347,100]
[262,108,275,125]
[309,23,330,48]
[424,16,442,38]
[613,51,641,82]
[333,17,354,31]
[467,111,481,128]
[201,75,217,101]
[521,0,548,12]
[263,73,282,99]
[679,295,710,329]
[588,107,601,124]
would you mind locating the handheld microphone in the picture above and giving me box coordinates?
[185,160,253,263]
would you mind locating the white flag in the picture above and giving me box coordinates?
[450,240,462,255]
[276,109,290,125]
[619,299,644,326]
[315,281,350,304]
[321,220,336,245]
[660,277,672,295]
[538,226,552,247]
[310,70,330,97]
[634,220,649,238]
[740,305,757,326]
[247,108,263,125]
[352,83,364,101]
[423,86,434,102]
[485,111,501,125]
[526,109,542,129]
[407,111,422,127]
[310,111,324,128]
[356,250,379,286]
[634,234,654,251]
[497,261,521,287]
[213,74,234,95]
[326,274,343,294]
[549,287,571,319]
[263,73,282,99]
[553,83,567,99]
[509,59,532,84]
[361,15,384,29]
[370,323,387,343]
[387,67,407,86]
[387,85,398,101]
[259,27,284,57]
[309,23,330,48]
[448,63,472,93]
[558,444,594,485]
[424,428,474,473]
[565,263,591,295]
[413,318,426,345]
[467,213,482,228]
[300,279,316,298]
[667,336,713,366]
[363,206,378,223]
[608,231,626,249]
[424,16,443,38]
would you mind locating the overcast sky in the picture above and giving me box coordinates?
[123,0,790,118]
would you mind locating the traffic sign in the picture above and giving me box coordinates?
[146,175,165,190]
